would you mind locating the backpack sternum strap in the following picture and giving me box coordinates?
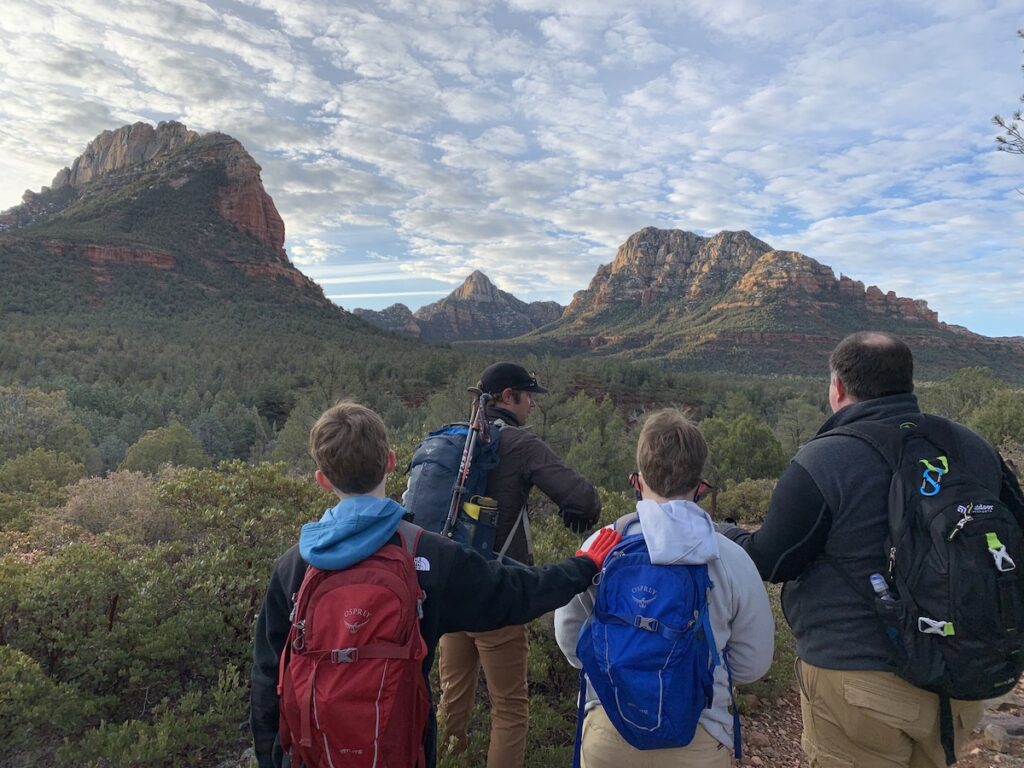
[330,641,416,663]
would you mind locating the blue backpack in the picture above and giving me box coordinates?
[573,513,740,763]
[403,422,501,557]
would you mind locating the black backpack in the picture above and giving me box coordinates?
[823,416,1024,764]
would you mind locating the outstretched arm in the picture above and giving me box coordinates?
[525,438,601,532]
[434,530,616,636]
[717,462,831,583]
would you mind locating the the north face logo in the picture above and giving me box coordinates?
[344,607,371,633]
[631,585,657,608]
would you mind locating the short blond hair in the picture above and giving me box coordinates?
[309,401,390,494]
[636,409,707,498]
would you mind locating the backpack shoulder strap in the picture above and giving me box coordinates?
[614,512,639,533]
[815,421,905,472]
[397,519,424,559]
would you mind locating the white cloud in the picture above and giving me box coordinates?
[1,0,1023,333]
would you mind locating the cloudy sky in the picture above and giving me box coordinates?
[2,0,1023,336]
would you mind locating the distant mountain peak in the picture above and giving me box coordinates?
[452,270,500,301]
[353,271,563,342]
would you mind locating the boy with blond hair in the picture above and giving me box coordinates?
[556,409,774,767]
[251,401,619,768]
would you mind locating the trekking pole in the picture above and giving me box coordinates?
[442,387,492,538]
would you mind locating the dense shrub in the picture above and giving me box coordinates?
[0,448,85,493]
[0,646,93,754]
[2,463,326,766]
[121,420,210,473]
[702,414,788,487]
[60,470,176,543]
[715,478,776,524]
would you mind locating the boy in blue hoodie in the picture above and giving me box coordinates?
[250,401,619,768]
[555,409,773,767]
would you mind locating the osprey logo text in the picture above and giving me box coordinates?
[631,585,657,608]
[344,607,371,633]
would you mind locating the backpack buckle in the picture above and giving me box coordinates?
[987,533,1016,573]
[635,616,659,633]
[331,647,359,663]
[918,617,955,637]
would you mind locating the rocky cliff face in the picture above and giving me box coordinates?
[10,121,287,261]
[535,226,1024,379]
[201,133,287,260]
[563,227,946,331]
[565,228,771,318]
[49,122,199,190]
[354,271,564,341]
[1,121,328,308]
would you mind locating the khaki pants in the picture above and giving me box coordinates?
[579,704,730,768]
[796,660,985,768]
[438,624,529,768]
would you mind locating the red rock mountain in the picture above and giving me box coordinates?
[532,227,1024,379]
[0,121,326,306]
[355,271,563,342]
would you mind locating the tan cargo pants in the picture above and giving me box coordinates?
[796,660,986,768]
[579,704,730,768]
[438,624,530,768]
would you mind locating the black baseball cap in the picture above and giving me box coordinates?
[479,362,548,394]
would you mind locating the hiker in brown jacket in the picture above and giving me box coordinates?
[437,362,601,768]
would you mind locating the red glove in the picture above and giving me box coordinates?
[576,527,621,569]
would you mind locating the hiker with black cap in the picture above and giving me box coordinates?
[437,361,601,768]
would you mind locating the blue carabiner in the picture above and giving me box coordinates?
[920,469,943,496]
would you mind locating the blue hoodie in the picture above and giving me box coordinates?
[299,496,406,570]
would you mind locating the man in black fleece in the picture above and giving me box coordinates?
[718,332,1024,768]
[250,401,618,768]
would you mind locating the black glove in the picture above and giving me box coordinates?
[565,512,597,535]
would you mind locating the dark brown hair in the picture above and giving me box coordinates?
[309,401,390,494]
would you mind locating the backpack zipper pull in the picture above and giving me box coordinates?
[887,546,897,578]
[947,509,974,542]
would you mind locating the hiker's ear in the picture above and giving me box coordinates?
[385,450,397,474]
[500,387,515,403]
[314,470,334,491]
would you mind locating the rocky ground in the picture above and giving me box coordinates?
[738,680,1024,767]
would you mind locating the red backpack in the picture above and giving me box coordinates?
[277,520,431,767]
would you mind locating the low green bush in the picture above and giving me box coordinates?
[715,477,775,524]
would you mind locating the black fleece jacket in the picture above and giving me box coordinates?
[720,393,1024,670]
[250,526,597,768]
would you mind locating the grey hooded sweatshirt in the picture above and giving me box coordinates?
[554,498,775,750]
